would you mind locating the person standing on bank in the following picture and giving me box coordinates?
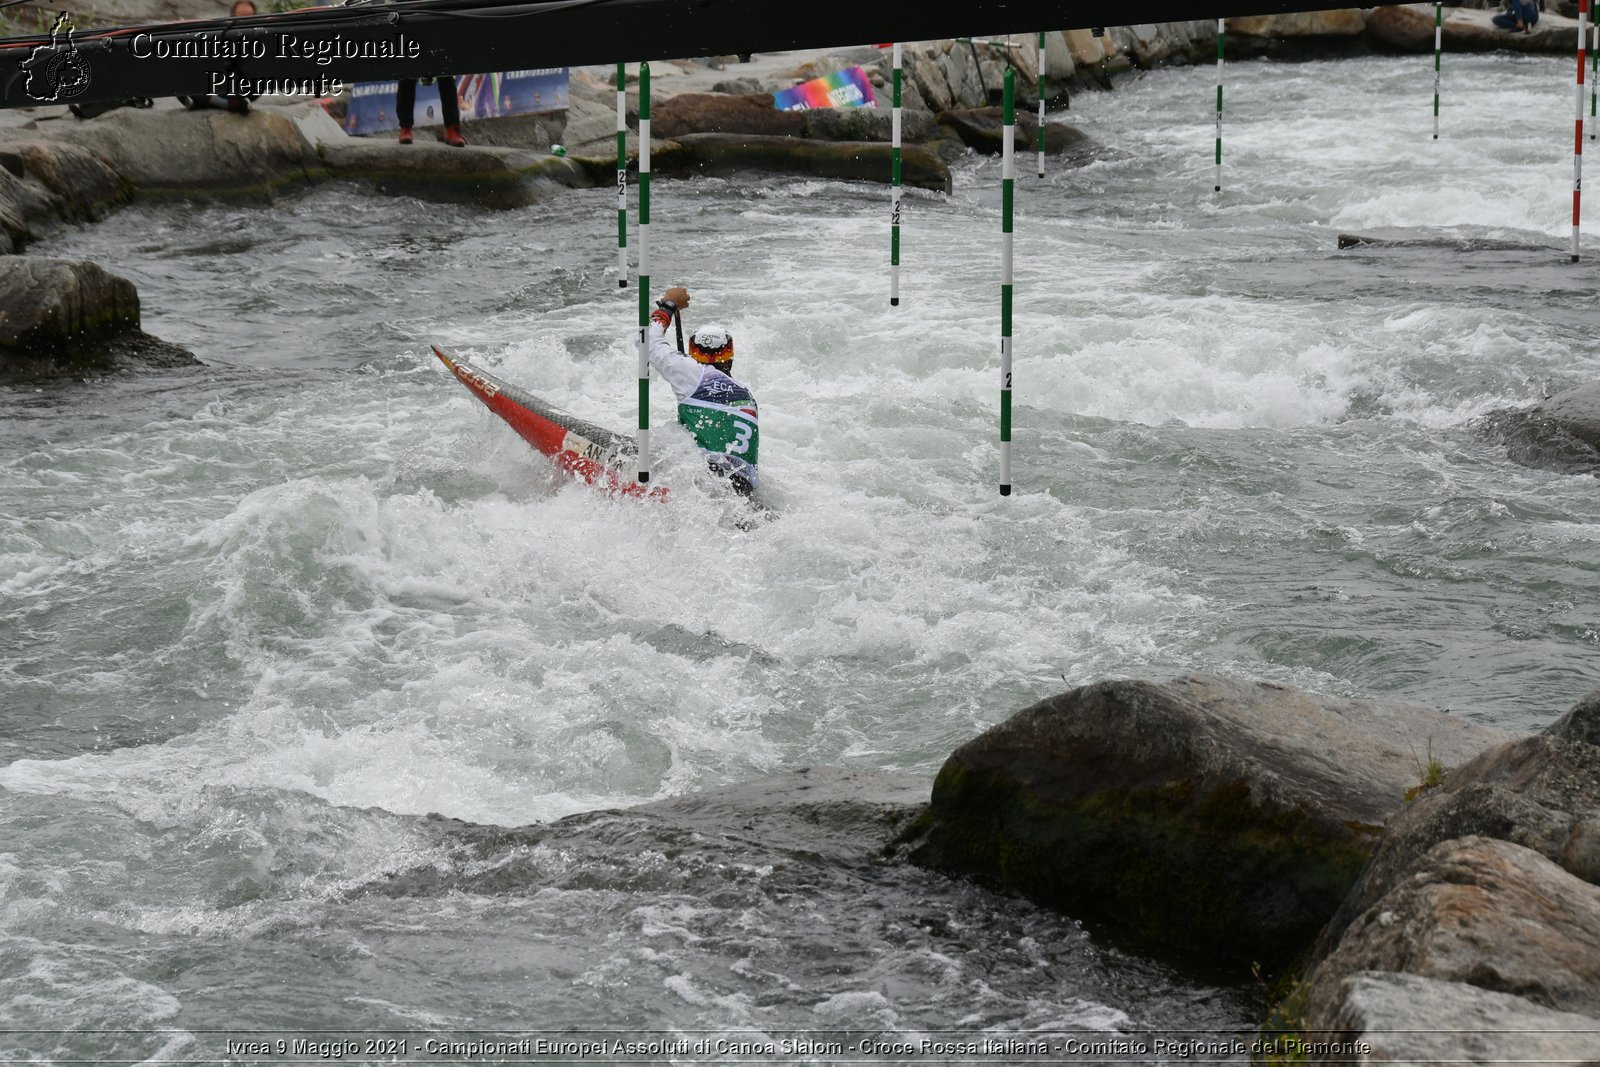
[396,76,467,146]
[646,286,760,496]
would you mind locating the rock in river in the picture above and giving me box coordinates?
[904,675,1504,969]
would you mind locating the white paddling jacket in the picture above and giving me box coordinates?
[645,308,760,490]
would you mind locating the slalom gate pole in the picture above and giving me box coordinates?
[1433,4,1442,140]
[636,62,651,482]
[1576,0,1589,263]
[1037,31,1047,178]
[891,42,902,307]
[616,62,628,288]
[1000,67,1014,498]
[1215,18,1224,192]
[1591,2,1597,141]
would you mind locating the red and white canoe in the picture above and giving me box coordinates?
[433,345,667,500]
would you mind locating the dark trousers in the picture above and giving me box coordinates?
[1492,1,1537,28]
[396,77,461,129]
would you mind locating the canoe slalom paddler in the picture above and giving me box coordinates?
[647,286,760,497]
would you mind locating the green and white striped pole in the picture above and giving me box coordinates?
[1433,3,1442,140]
[636,63,652,483]
[1036,32,1046,178]
[891,42,902,307]
[1214,18,1224,192]
[616,62,628,287]
[1000,67,1015,497]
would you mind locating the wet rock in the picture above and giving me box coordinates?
[558,91,624,156]
[1534,381,1600,452]
[1366,3,1583,54]
[1227,10,1367,38]
[0,141,127,220]
[903,675,1505,969]
[0,256,198,375]
[0,256,139,352]
[631,766,929,861]
[652,133,950,193]
[400,766,930,898]
[320,140,589,208]
[1313,972,1600,1065]
[1313,688,1600,955]
[653,92,936,145]
[937,107,1093,158]
[802,106,937,145]
[1224,10,1372,59]
[45,104,324,197]
[711,77,764,96]
[654,92,805,139]
[1302,836,1600,1027]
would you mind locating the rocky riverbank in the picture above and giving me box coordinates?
[452,671,1598,1061]
[893,674,1600,1061]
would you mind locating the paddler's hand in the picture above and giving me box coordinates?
[661,286,690,311]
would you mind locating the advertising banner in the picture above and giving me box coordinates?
[345,67,568,135]
[771,67,877,112]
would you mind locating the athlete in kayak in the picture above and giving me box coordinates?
[648,286,759,496]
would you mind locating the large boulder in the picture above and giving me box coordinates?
[1302,837,1600,1028]
[653,92,938,145]
[0,140,127,220]
[1309,972,1600,1065]
[652,133,950,193]
[1533,380,1600,452]
[802,106,938,145]
[654,92,806,139]
[937,107,1093,158]
[0,256,138,351]
[0,256,197,375]
[45,104,325,197]
[0,140,129,252]
[904,675,1505,969]
[1367,3,1583,53]
[1313,688,1600,954]
[321,140,589,208]
[1226,10,1367,38]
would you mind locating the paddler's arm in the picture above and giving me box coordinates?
[644,291,704,401]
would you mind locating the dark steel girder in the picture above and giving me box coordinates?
[0,0,1404,110]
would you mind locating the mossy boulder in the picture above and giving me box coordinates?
[904,675,1505,971]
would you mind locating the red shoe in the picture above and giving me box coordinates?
[441,124,466,147]
[397,127,413,145]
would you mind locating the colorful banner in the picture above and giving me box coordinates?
[344,68,569,135]
[772,67,877,112]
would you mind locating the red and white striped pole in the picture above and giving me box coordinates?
[1576,0,1590,262]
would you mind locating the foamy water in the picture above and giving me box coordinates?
[3,52,1599,1056]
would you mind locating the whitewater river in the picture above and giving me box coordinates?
[3,51,1599,1061]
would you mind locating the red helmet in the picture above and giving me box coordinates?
[688,324,733,365]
